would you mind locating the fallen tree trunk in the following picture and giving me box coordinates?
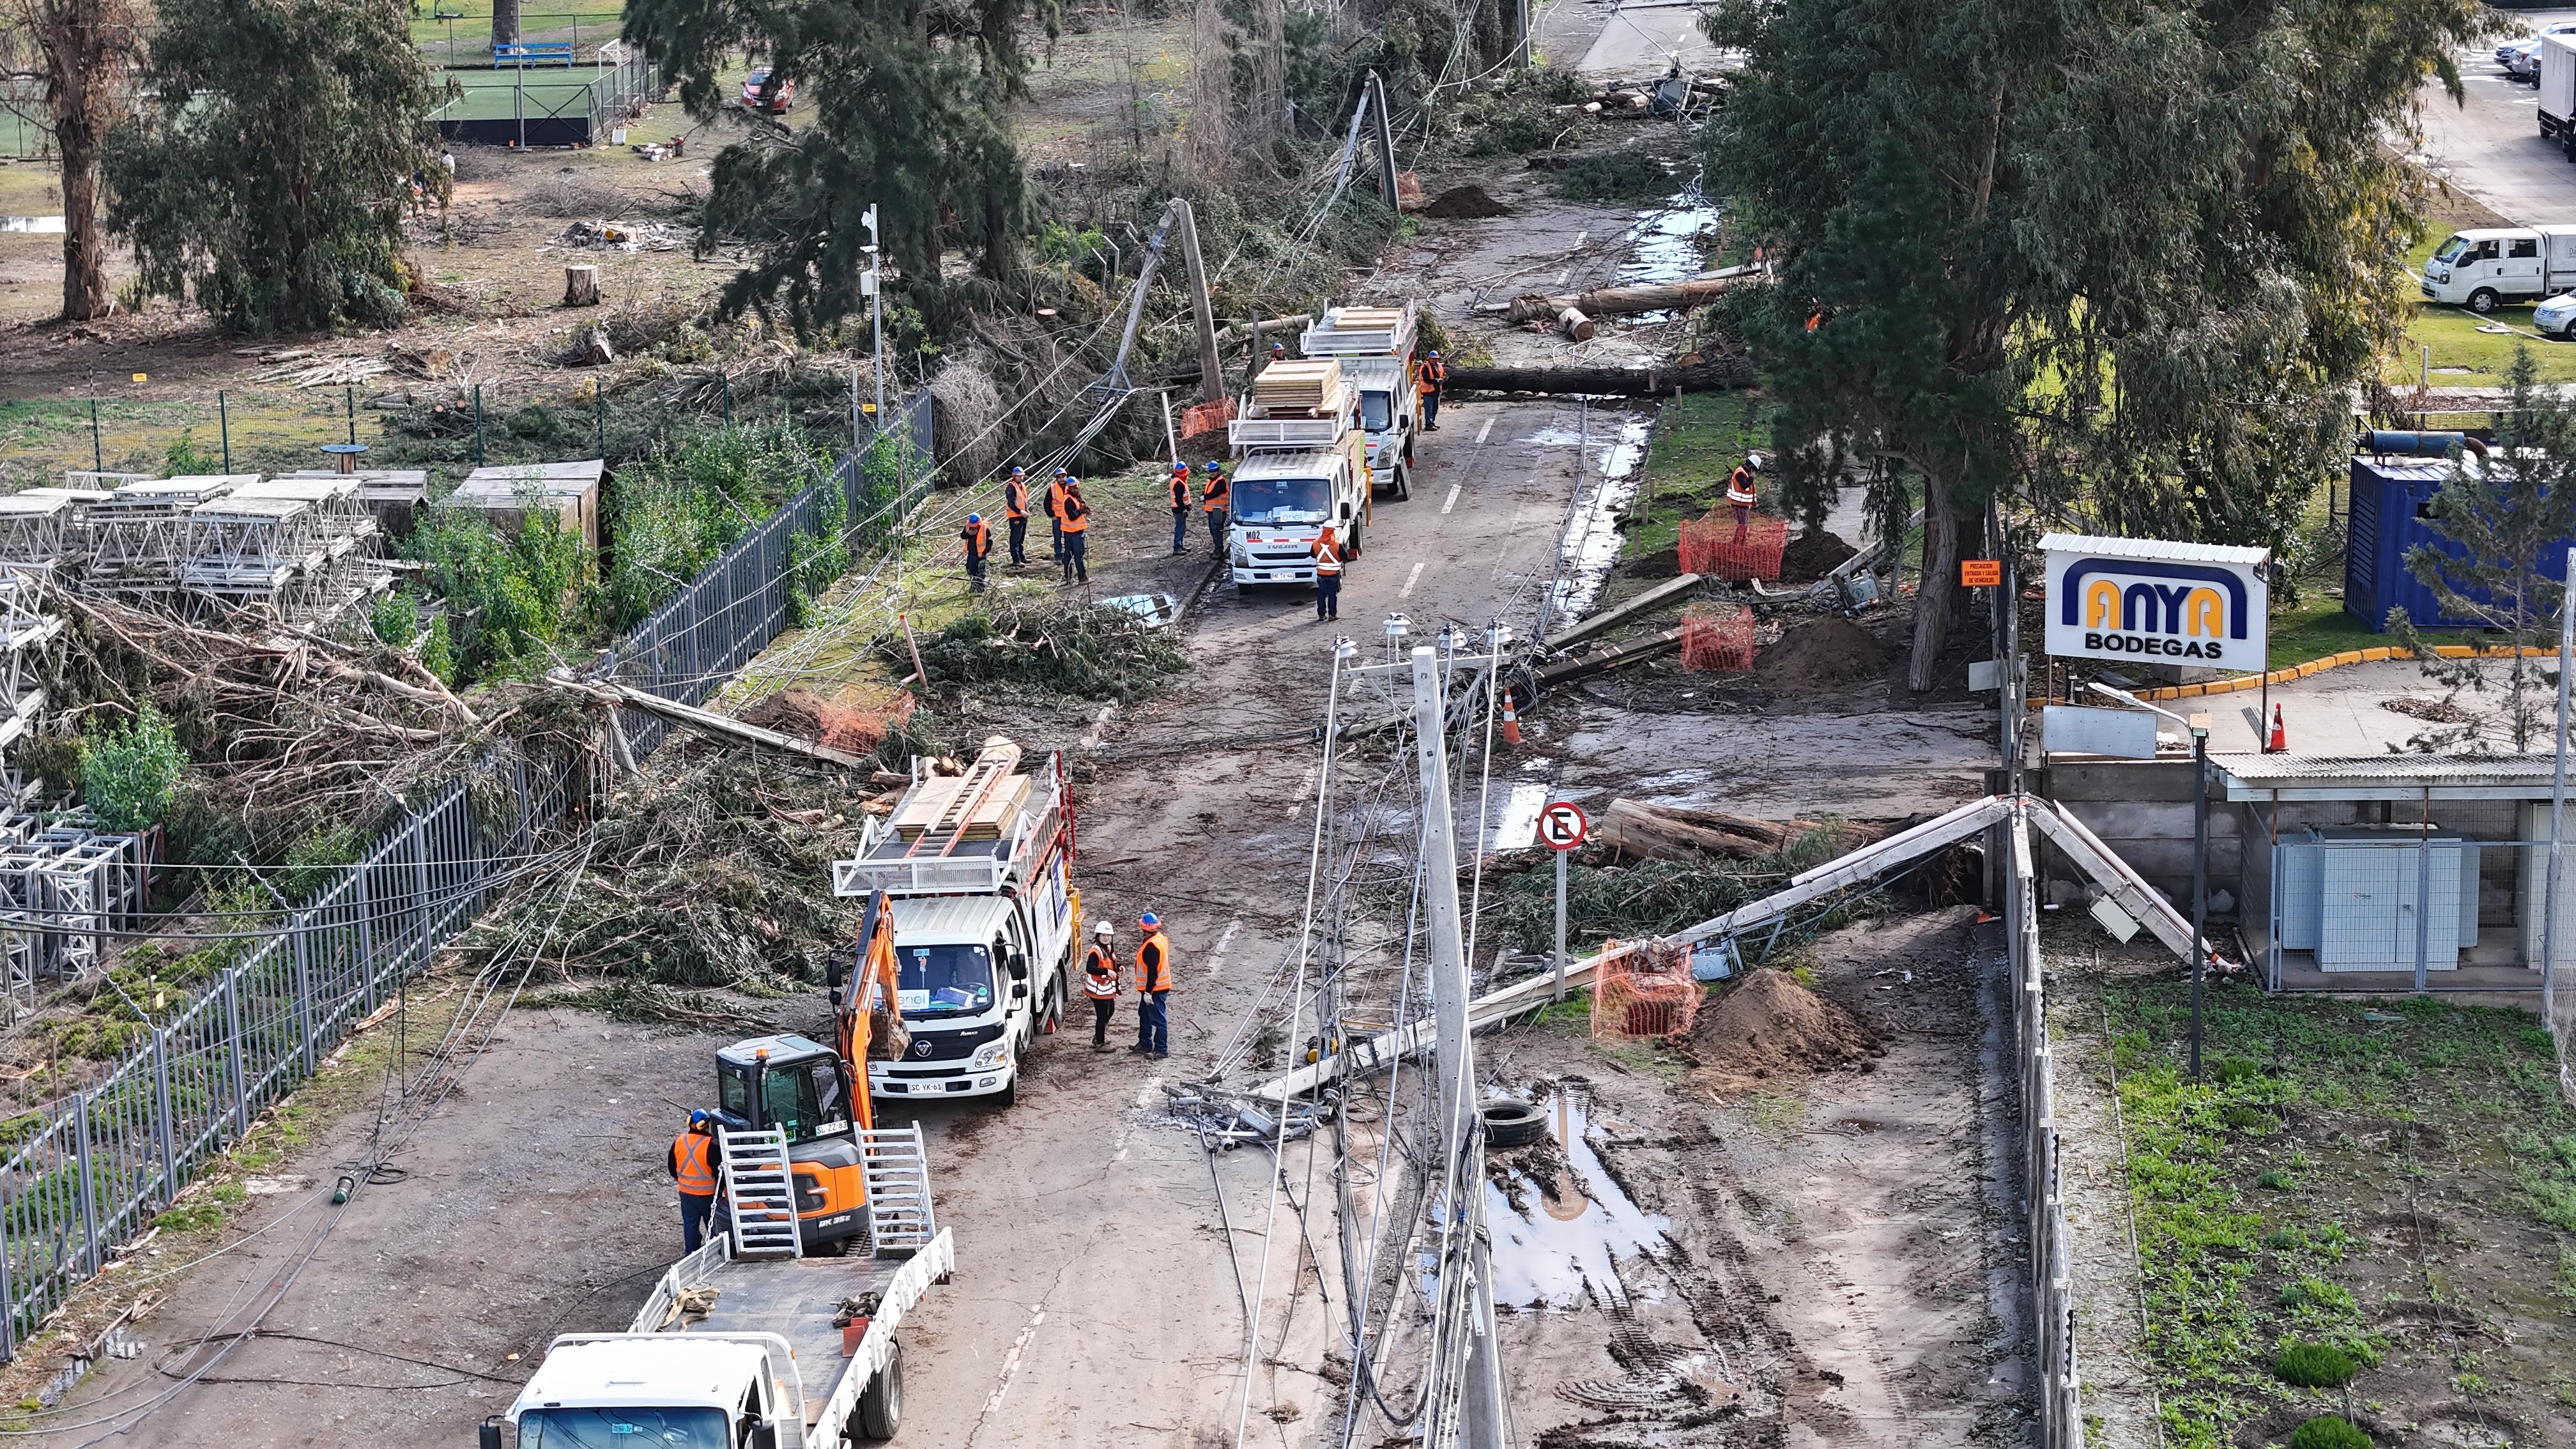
[1600,797,1896,863]
[1560,306,1595,342]
[1447,359,1754,397]
[1506,277,1742,324]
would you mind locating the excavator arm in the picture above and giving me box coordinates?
[829,890,907,1130]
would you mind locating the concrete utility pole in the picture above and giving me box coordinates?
[2545,544,2573,1028]
[1173,199,1225,406]
[1367,71,1400,208]
[1103,198,1185,391]
[1407,645,1510,1449]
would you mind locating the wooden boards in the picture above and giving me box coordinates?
[1254,359,1342,412]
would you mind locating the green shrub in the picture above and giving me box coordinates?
[2289,1415,2370,1449]
[164,429,221,475]
[2213,1058,2262,1084]
[369,589,422,647]
[2222,1105,2271,1130]
[2276,1342,2358,1388]
[606,420,827,630]
[2256,1169,2293,1190]
[408,507,588,684]
[79,704,186,831]
[1554,150,1674,203]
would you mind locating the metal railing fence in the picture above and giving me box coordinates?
[2005,809,2085,1449]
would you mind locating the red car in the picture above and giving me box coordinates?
[740,66,794,113]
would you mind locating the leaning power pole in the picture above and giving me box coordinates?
[1173,199,1225,405]
[1368,71,1400,208]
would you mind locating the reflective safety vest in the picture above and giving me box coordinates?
[1061,494,1091,533]
[961,519,990,560]
[672,1130,717,1195]
[1136,932,1174,993]
[1084,942,1121,999]
[1046,479,1068,519]
[1312,536,1342,578]
[1725,467,1756,508]
[1169,472,1192,511]
[1004,478,1030,520]
[1202,473,1229,513]
[1418,358,1445,396]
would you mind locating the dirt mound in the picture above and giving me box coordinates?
[1778,530,1859,585]
[1754,617,1889,691]
[1621,544,1682,579]
[737,686,915,755]
[739,687,829,739]
[1688,969,1880,1094]
[1422,185,1512,219]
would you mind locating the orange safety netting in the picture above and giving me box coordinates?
[1678,604,1757,672]
[1678,511,1787,582]
[1591,939,1702,1043]
[1180,399,1237,440]
[818,691,916,756]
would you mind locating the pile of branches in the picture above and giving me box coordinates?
[890,599,1189,705]
[475,755,867,992]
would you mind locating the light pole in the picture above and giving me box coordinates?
[861,203,884,440]
[2090,682,2213,1078]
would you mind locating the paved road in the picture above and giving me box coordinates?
[2418,17,2576,224]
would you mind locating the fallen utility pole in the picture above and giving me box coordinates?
[1503,278,1745,325]
[572,680,875,770]
[1531,627,1682,686]
[1446,359,1755,397]
[1540,571,1703,653]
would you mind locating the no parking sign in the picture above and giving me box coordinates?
[1538,802,1588,852]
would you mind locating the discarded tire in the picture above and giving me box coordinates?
[1479,1098,1548,1148]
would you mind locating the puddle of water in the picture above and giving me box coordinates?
[1544,413,1657,627]
[1484,1087,1673,1312]
[1483,781,1549,852]
[1,216,66,234]
[1617,194,1723,293]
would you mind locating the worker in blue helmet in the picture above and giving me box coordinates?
[1131,911,1174,1057]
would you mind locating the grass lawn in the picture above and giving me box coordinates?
[2082,974,2575,1449]
[413,0,625,55]
[2261,596,2481,673]
[2396,220,2576,387]
[1622,390,1774,564]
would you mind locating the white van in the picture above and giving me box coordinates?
[2418,226,2576,312]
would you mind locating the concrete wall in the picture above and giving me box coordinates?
[2033,761,2246,917]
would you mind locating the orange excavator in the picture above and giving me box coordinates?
[707,889,911,1254]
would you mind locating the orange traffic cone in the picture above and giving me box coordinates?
[1499,692,1524,747]
[2266,704,2287,754]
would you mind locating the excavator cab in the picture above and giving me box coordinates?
[706,891,907,1255]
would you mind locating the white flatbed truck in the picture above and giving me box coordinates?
[1226,360,1372,588]
[1299,302,1421,500]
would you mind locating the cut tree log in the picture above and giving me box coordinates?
[564,264,601,307]
[1447,358,1754,397]
[1559,307,1595,342]
[580,680,873,770]
[1505,277,1742,325]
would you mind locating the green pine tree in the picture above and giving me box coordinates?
[103,0,443,334]
[2391,348,2576,754]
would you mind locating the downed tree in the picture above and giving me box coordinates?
[1505,278,1743,325]
[1600,799,1893,863]
[1446,359,1755,397]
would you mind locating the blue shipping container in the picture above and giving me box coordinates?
[2342,456,2569,631]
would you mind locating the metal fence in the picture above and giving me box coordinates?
[0,394,934,1358]
[2005,808,2085,1449]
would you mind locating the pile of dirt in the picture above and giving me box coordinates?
[738,684,917,755]
[1421,185,1512,219]
[740,687,831,739]
[1778,530,1859,585]
[1621,543,1682,579]
[1753,617,1889,691]
[1687,969,1881,1094]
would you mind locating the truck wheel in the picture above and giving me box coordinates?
[857,1340,903,1439]
[1039,970,1064,1036]
[1393,464,1411,502]
[2470,288,2501,314]
[997,1043,1018,1107]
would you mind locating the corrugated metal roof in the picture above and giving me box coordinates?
[2037,532,2271,565]
[2351,458,2453,482]
[2212,753,2559,783]
[889,894,1015,942]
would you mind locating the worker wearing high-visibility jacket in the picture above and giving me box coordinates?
[1311,525,1343,623]
[1167,462,1193,555]
[1418,349,1446,431]
[1131,912,1174,1057]
[1059,481,1092,585]
[1082,921,1121,1050]
[668,1110,724,1253]
[1201,461,1230,556]
[1725,458,1759,544]
[1002,468,1032,566]
[960,513,992,594]
[1045,470,1070,562]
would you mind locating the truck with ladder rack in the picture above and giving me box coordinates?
[1298,302,1421,501]
[1226,358,1372,588]
[829,735,1079,1107]
[486,892,950,1446]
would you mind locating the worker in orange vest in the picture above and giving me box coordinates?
[1311,525,1342,623]
[1131,911,1174,1057]
[1725,457,1759,543]
[1059,481,1091,585]
[1045,470,1070,562]
[1168,461,1193,555]
[960,513,992,594]
[668,1110,723,1253]
[1002,467,1031,566]
[1082,920,1121,1050]
[1418,349,1446,431]
[1201,461,1230,555]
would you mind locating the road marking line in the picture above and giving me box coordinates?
[1206,917,1241,979]
[974,1303,1048,1427]
[1442,485,1463,515]
[1113,1073,1163,1162]
[1400,560,1425,598]
[1475,417,1495,446]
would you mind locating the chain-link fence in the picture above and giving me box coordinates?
[0,391,934,1358]
[2005,808,2085,1449]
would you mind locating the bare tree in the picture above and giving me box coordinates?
[1,0,137,320]
[491,0,518,49]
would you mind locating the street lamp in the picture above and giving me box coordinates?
[860,203,884,438]
[2090,682,2214,1078]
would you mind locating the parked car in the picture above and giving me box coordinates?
[740,66,794,112]
[2504,25,2576,79]
[2536,289,2576,339]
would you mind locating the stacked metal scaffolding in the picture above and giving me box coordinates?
[87,477,242,599]
[0,493,79,570]
[233,477,390,622]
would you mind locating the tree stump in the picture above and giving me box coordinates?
[1560,306,1595,342]
[564,264,601,307]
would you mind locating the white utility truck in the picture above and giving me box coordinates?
[2419,224,2576,312]
[829,736,1079,1107]
[1227,358,1372,588]
[491,903,951,1446]
[1299,302,1421,501]
[2545,33,2576,155]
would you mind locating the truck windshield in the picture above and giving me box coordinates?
[1360,390,1393,432]
[898,943,995,1017]
[519,1407,728,1448]
[1232,477,1331,525]
[2432,236,2471,264]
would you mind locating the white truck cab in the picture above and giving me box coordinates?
[1227,444,1369,586]
[501,1336,791,1449]
[2419,226,2576,312]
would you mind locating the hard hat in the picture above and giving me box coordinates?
[1205,461,1222,472]
[1427,349,1441,358]
[688,1108,709,1126]
[1010,466,1025,476]
[967,512,981,524]
[1139,910,1160,928]
[1172,461,1188,471]
[1094,921,1114,939]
